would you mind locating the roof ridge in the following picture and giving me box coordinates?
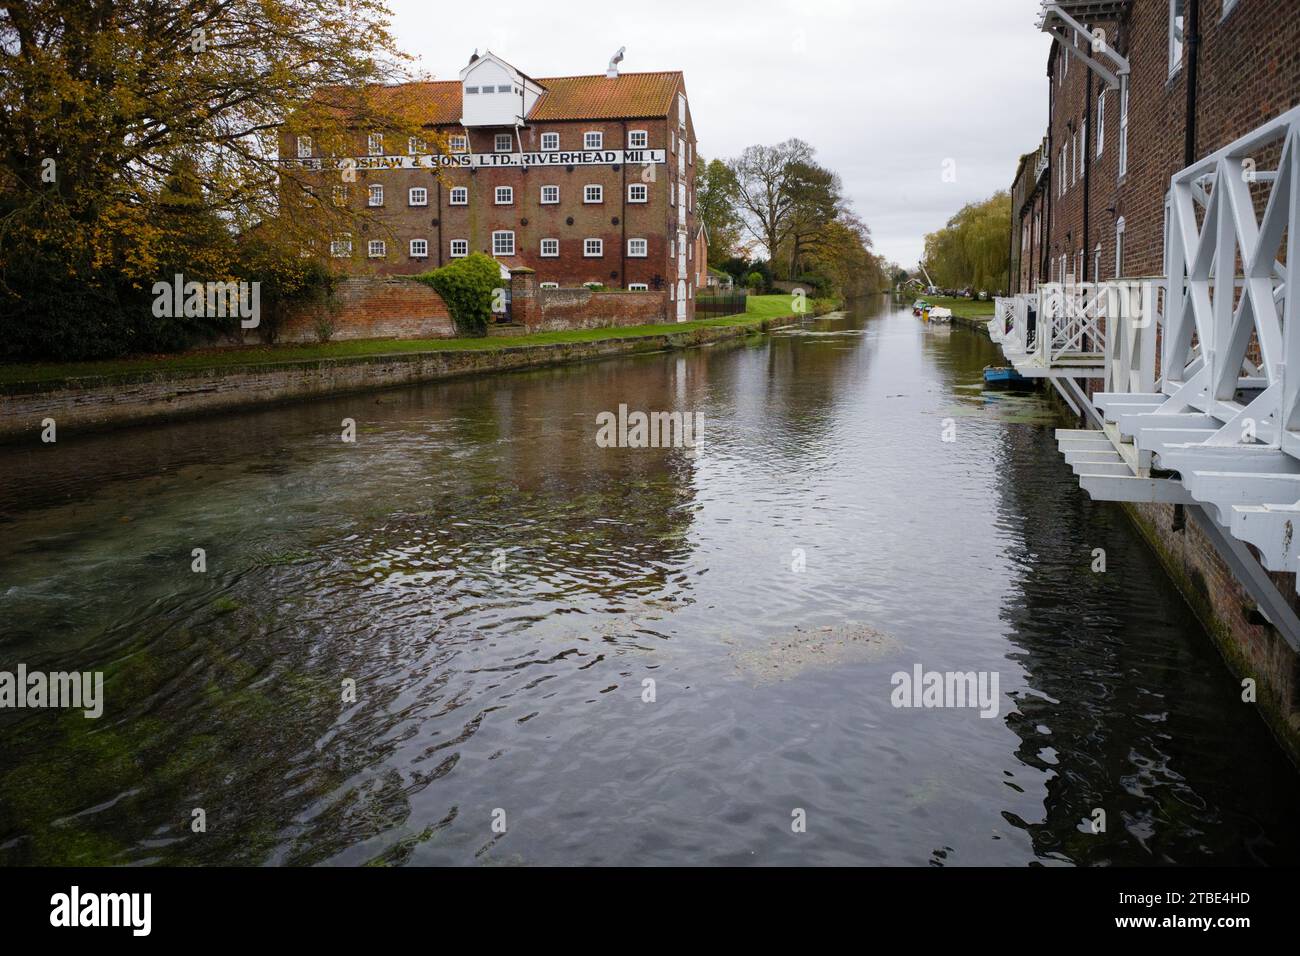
[540,70,682,78]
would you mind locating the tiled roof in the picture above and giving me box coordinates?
[528,72,682,121]
[314,71,682,127]
[308,81,462,125]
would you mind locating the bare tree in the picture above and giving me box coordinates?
[727,138,813,267]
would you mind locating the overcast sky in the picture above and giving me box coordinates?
[387,0,1054,267]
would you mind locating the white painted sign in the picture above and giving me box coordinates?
[280,149,666,171]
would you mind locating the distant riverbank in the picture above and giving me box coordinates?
[0,295,837,441]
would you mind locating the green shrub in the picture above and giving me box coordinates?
[416,252,503,336]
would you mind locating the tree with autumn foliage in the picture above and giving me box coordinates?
[0,0,438,359]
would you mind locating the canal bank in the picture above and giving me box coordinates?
[3,296,1297,866]
[0,300,835,442]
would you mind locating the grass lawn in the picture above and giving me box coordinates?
[912,295,995,320]
[0,294,835,388]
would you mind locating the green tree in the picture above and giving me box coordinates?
[695,158,741,267]
[921,191,1011,294]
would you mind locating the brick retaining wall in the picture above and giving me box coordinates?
[272,276,454,344]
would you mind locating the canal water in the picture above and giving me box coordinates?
[2,296,1299,866]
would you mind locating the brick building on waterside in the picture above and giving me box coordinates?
[1011,0,1300,293]
[282,50,703,322]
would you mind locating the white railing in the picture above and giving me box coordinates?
[1161,103,1300,454]
[990,292,1037,356]
[1101,279,1160,396]
[1038,282,1106,364]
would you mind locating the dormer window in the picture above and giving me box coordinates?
[584,131,603,150]
[495,133,513,152]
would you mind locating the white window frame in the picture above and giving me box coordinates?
[628,183,648,203]
[330,234,352,257]
[540,238,559,257]
[495,186,514,205]
[1169,0,1185,77]
[583,184,603,204]
[1093,243,1103,281]
[627,238,648,258]
[492,230,516,256]
[367,133,383,156]
[540,185,559,204]
[449,186,468,205]
[1118,75,1130,177]
[678,93,687,128]
[368,239,386,258]
[368,184,384,207]
[408,187,428,207]
[540,132,560,151]
[583,130,603,150]
[584,238,603,258]
[410,239,428,259]
[450,134,469,153]
[628,129,648,149]
[1060,145,1067,195]
[1096,91,1106,156]
[296,135,312,158]
[1115,217,1126,277]
[628,283,648,291]
[333,184,349,206]
[450,239,468,258]
[1081,118,1087,176]
[408,136,425,155]
[495,133,513,153]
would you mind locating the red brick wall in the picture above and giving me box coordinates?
[275,276,454,343]
[533,288,669,332]
[256,275,670,345]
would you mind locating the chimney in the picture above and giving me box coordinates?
[606,46,625,78]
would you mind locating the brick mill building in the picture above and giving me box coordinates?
[283,50,702,321]
[1011,0,1300,292]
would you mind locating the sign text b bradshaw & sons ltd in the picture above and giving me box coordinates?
[279,149,668,171]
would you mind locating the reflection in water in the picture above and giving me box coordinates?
[1,296,1297,866]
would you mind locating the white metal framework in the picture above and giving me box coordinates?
[1037,1,1133,89]
[992,106,1300,634]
